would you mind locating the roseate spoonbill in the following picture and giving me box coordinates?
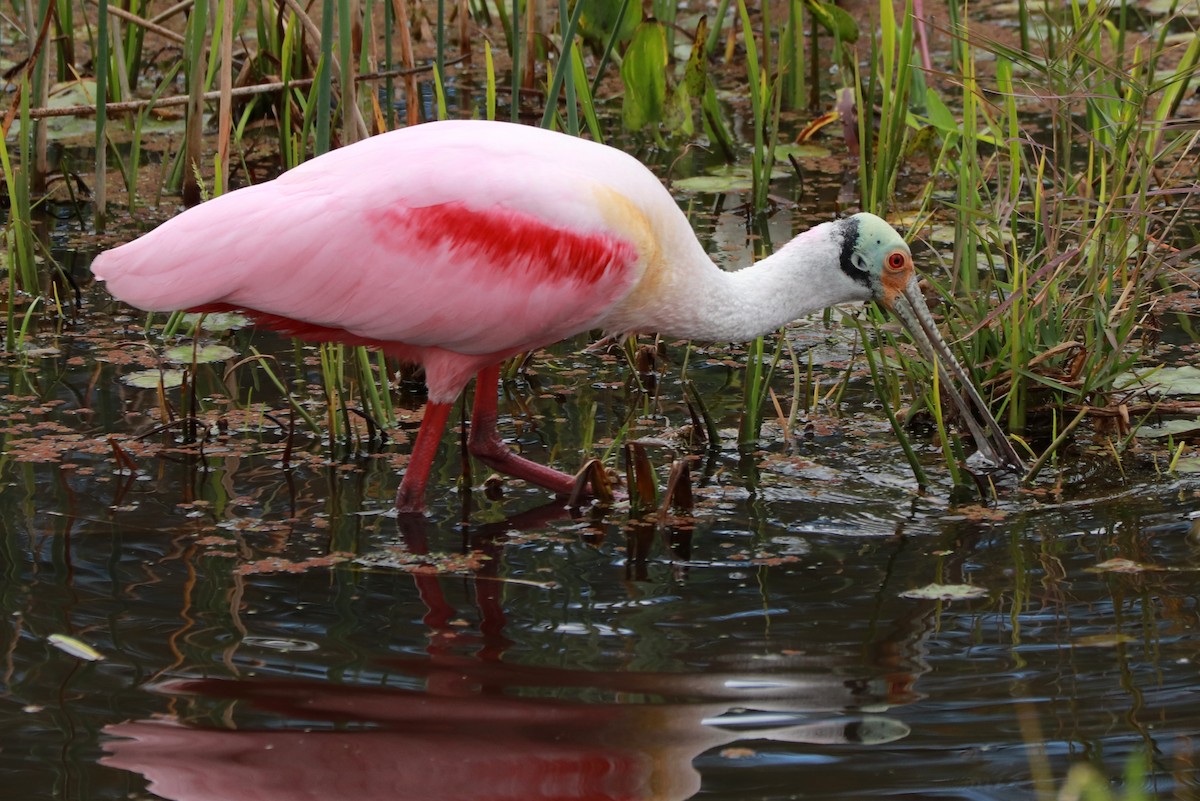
[92,119,1021,513]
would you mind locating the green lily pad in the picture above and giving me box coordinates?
[900,583,989,601]
[122,369,185,389]
[1146,0,1198,16]
[1175,457,1200,474]
[1127,366,1200,396]
[164,344,237,364]
[1090,558,1164,573]
[674,164,789,193]
[20,345,61,358]
[929,226,1014,246]
[674,173,755,193]
[181,311,252,333]
[1133,418,1200,439]
[985,1,1027,15]
[773,143,833,160]
[10,79,187,140]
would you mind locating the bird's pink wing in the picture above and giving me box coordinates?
[93,124,658,361]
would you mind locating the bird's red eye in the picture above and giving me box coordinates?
[886,251,908,271]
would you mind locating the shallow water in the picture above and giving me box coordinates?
[5,446,1200,801]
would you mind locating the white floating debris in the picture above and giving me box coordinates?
[47,634,105,662]
[900,583,989,601]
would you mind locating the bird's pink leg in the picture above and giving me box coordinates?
[468,364,580,497]
[395,401,453,513]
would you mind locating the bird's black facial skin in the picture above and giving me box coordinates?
[837,217,872,289]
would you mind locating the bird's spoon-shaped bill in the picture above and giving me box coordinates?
[886,276,1026,474]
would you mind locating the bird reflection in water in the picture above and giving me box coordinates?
[103,508,924,801]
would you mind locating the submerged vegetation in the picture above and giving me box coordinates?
[0,0,1198,492]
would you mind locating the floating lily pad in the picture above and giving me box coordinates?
[674,164,789,193]
[20,345,61,358]
[1146,0,1198,16]
[1175,457,1200,474]
[900,583,989,600]
[163,344,237,364]
[1120,365,1200,396]
[1133,418,1200,439]
[121,369,185,389]
[1089,558,1164,573]
[985,1,1029,15]
[774,143,833,160]
[10,79,187,140]
[929,226,1015,245]
[1150,366,1200,395]
[180,311,252,333]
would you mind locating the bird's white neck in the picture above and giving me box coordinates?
[613,221,873,343]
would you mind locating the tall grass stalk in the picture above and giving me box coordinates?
[94,0,110,228]
[247,349,322,434]
[432,64,449,120]
[484,40,497,120]
[856,0,915,216]
[436,0,446,86]
[571,41,603,140]
[738,331,788,449]
[509,0,521,120]
[121,61,183,212]
[705,0,732,55]
[780,0,806,110]
[392,0,420,127]
[539,0,585,130]
[558,0,579,135]
[354,346,392,433]
[315,0,335,155]
[337,0,357,144]
[738,336,766,448]
[849,314,928,487]
[927,356,963,486]
[215,0,233,195]
[589,0,632,98]
[29,0,50,194]
[280,12,301,167]
[737,0,781,214]
[181,0,209,205]
[1,95,37,307]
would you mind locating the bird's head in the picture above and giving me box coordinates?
[837,212,915,310]
[838,212,1024,474]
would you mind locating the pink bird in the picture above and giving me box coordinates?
[92,120,1021,513]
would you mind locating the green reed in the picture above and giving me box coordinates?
[1,103,36,319]
[738,0,782,214]
[315,0,335,154]
[849,313,929,488]
[779,0,807,111]
[855,0,916,217]
[854,0,1198,474]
